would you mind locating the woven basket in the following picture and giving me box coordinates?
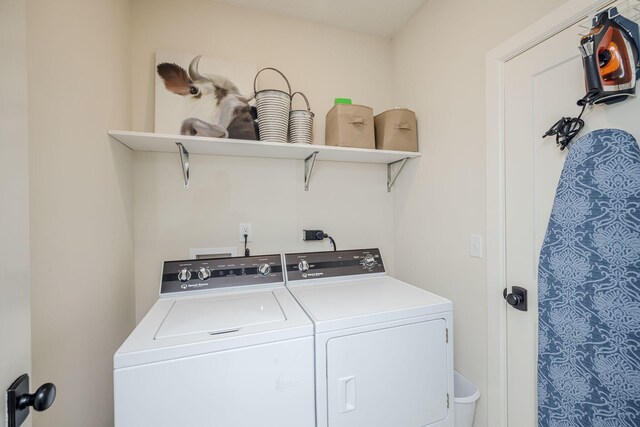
[289,92,314,144]
[254,68,291,143]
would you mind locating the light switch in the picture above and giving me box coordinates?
[469,234,483,258]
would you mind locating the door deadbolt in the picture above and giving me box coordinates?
[503,286,528,311]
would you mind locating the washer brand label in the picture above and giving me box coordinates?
[183,283,209,289]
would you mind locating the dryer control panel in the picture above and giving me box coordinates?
[160,254,283,295]
[284,248,385,281]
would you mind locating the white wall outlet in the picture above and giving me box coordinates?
[239,223,252,242]
[469,234,483,258]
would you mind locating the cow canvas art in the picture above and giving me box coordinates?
[155,51,258,140]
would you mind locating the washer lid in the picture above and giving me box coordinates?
[287,276,452,333]
[156,292,285,339]
[114,287,313,369]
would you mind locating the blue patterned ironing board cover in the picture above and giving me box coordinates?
[538,129,640,427]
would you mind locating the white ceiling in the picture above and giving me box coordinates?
[216,0,429,38]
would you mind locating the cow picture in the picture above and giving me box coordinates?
[154,51,258,140]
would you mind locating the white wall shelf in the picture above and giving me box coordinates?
[108,130,421,191]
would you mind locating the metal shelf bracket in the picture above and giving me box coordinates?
[176,142,190,189]
[387,157,409,192]
[304,151,319,191]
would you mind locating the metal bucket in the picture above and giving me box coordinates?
[254,68,291,143]
[289,92,314,144]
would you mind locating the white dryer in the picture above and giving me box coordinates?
[284,248,454,427]
[114,254,315,427]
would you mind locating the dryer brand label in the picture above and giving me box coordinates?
[302,272,324,278]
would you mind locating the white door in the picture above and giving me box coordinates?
[0,0,32,425]
[503,10,640,427]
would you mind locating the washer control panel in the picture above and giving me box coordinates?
[284,248,385,281]
[160,254,283,295]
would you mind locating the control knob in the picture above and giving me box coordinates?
[178,268,191,282]
[363,254,377,267]
[257,263,272,277]
[298,259,310,272]
[198,267,211,280]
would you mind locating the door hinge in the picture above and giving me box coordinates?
[445,328,449,343]
[447,393,450,408]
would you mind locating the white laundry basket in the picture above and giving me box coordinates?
[454,371,480,427]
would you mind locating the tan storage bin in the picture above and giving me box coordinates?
[325,104,375,149]
[374,108,418,152]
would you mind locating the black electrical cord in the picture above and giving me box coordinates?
[542,103,588,150]
[324,234,337,251]
[542,92,594,150]
[244,234,250,256]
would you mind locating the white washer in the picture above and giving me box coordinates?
[114,254,315,427]
[284,248,454,427]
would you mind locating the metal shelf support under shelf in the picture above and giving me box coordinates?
[305,151,412,192]
[387,157,409,192]
[165,137,414,192]
[173,143,323,192]
[304,151,319,191]
[176,142,190,189]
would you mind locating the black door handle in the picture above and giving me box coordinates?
[6,374,56,427]
[503,286,528,311]
[17,382,56,412]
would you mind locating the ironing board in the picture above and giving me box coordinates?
[538,129,640,426]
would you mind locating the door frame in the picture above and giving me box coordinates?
[484,0,614,425]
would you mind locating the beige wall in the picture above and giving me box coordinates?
[131,0,396,319]
[27,0,134,426]
[0,0,31,425]
[391,0,567,426]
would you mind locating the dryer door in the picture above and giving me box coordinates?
[326,319,449,427]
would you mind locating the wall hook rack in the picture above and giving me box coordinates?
[577,0,640,30]
[387,157,409,192]
[304,151,319,191]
